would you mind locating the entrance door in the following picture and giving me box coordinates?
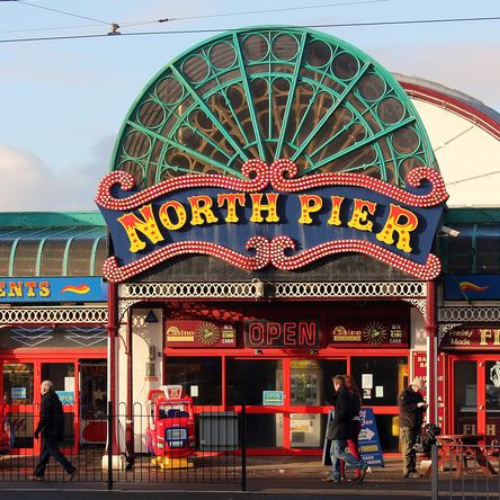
[452,356,500,445]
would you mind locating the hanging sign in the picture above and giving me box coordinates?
[263,391,284,406]
[444,275,500,301]
[0,277,107,303]
[165,320,236,347]
[95,160,447,283]
[329,321,408,347]
[440,328,500,350]
[244,319,320,348]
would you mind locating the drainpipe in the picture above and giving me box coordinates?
[426,280,438,424]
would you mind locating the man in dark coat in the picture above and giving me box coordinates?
[33,380,77,481]
[398,376,427,478]
[323,375,368,483]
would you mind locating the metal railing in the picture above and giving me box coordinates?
[430,443,500,500]
[0,402,247,490]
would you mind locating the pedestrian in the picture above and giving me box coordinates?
[398,376,427,478]
[33,380,77,481]
[323,375,368,483]
[340,374,363,481]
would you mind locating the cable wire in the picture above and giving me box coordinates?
[1,15,500,44]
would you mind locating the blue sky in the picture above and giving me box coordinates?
[1,0,499,210]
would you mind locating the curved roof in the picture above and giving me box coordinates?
[396,74,500,207]
[110,26,437,189]
[0,212,106,277]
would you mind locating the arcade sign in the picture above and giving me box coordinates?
[440,328,500,350]
[329,321,408,347]
[95,159,448,282]
[165,320,236,348]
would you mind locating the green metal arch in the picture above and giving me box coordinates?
[110,25,438,189]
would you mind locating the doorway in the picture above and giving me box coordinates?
[451,356,500,445]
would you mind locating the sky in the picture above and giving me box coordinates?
[1,0,500,211]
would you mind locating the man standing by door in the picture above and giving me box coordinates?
[323,375,368,483]
[33,380,77,481]
[398,376,427,478]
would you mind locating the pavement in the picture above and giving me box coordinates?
[0,454,498,498]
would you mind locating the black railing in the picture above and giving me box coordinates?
[0,402,247,490]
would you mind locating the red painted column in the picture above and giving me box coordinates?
[426,280,438,424]
[107,281,120,454]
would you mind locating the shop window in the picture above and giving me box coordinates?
[40,240,66,276]
[67,239,94,276]
[0,241,12,275]
[453,360,477,435]
[246,413,283,448]
[475,224,500,273]
[2,362,34,405]
[375,414,400,452]
[226,359,283,406]
[166,356,221,405]
[351,356,407,407]
[446,225,472,274]
[93,238,107,276]
[12,240,38,276]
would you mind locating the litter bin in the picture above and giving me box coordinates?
[199,412,239,450]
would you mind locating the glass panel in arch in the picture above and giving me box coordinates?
[67,239,94,276]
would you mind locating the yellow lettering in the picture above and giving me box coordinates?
[8,281,23,297]
[39,281,50,297]
[376,204,419,252]
[158,201,187,231]
[25,281,37,297]
[218,193,246,223]
[0,282,5,297]
[250,193,280,223]
[188,195,219,226]
[327,196,344,226]
[118,204,164,253]
[347,198,377,231]
[298,195,323,224]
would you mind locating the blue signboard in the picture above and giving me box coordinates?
[56,391,75,405]
[444,275,500,301]
[0,277,107,303]
[263,391,284,406]
[322,407,384,467]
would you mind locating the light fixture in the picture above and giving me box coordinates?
[310,349,319,355]
[254,349,262,355]
[441,225,460,238]
[252,278,265,298]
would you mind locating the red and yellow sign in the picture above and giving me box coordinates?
[440,328,500,350]
[329,321,408,347]
[165,320,236,348]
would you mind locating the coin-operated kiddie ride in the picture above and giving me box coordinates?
[146,385,195,469]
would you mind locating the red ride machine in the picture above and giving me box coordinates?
[146,385,195,469]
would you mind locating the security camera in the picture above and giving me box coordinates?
[441,225,460,238]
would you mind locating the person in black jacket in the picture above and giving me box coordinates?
[398,376,427,478]
[33,380,77,481]
[323,375,368,483]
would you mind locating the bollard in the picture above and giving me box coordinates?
[431,443,438,500]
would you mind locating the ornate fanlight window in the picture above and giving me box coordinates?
[110,26,436,188]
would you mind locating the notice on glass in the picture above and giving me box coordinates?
[375,386,384,398]
[190,385,199,397]
[362,374,373,390]
[64,377,75,392]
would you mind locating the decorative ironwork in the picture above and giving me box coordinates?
[437,323,463,346]
[402,298,427,316]
[438,307,500,323]
[0,305,107,325]
[119,281,426,300]
[111,27,437,189]
[117,299,143,323]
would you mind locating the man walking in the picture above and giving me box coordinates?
[33,380,77,481]
[324,375,368,483]
[398,376,427,478]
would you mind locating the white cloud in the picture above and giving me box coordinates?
[0,138,114,211]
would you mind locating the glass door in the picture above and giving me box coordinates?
[452,356,500,445]
[288,358,347,451]
[2,362,35,454]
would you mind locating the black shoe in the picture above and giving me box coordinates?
[68,468,78,481]
[355,466,368,482]
[32,475,44,482]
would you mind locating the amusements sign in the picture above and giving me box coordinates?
[165,320,236,348]
[244,319,320,348]
[440,328,500,350]
[444,275,500,301]
[328,321,408,348]
[95,160,448,283]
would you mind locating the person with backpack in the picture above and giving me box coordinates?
[33,380,77,481]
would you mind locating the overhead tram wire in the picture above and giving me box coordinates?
[0,0,392,36]
[1,15,500,44]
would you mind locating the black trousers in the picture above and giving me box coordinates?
[34,435,75,477]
